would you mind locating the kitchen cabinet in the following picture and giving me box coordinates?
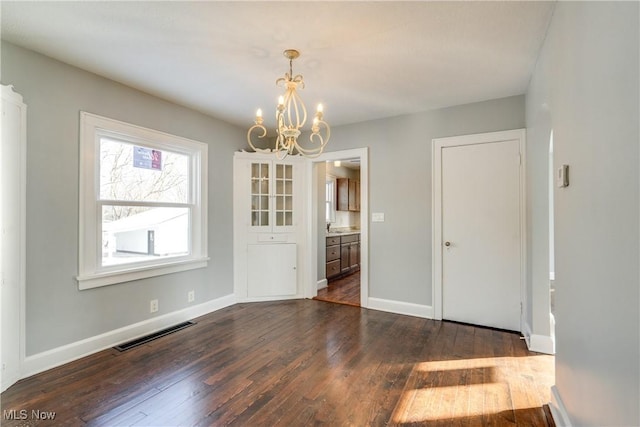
[337,178,360,212]
[326,236,341,279]
[349,241,359,269]
[326,233,360,279]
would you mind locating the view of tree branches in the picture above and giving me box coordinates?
[100,138,189,222]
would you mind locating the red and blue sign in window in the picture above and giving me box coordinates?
[133,146,162,171]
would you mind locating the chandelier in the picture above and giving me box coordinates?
[247,49,330,159]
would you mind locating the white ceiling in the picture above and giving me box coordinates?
[1,1,555,128]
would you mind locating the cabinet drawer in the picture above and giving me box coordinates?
[326,245,340,261]
[341,234,359,244]
[326,259,341,278]
[326,236,340,246]
[257,233,288,243]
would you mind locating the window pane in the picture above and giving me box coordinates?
[101,205,190,266]
[325,179,336,223]
[100,138,189,203]
[326,180,334,202]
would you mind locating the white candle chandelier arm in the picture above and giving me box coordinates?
[246,49,330,159]
[246,121,272,154]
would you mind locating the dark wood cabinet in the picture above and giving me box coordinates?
[326,233,360,280]
[337,178,360,212]
[326,236,341,279]
[326,259,341,278]
[349,242,359,269]
[340,244,350,273]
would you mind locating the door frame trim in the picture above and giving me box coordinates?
[305,147,369,307]
[431,129,527,330]
[1,85,27,392]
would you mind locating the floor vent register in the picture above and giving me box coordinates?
[114,321,196,352]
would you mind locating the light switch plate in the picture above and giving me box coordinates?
[556,164,569,188]
[372,212,385,222]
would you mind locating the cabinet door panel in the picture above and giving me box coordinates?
[337,178,349,211]
[348,180,357,211]
[250,162,271,227]
[340,245,350,272]
[349,243,359,268]
[247,243,297,297]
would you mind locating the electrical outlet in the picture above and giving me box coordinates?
[188,290,195,303]
[150,299,158,313]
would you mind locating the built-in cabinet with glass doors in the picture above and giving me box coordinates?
[250,162,294,229]
[234,152,306,301]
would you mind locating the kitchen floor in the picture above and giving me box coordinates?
[314,270,360,306]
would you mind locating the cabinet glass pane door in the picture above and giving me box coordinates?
[251,163,270,226]
[275,164,293,226]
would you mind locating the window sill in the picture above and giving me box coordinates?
[76,257,209,290]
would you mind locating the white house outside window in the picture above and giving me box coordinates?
[77,112,208,289]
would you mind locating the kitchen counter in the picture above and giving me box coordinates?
[326,230,360,237]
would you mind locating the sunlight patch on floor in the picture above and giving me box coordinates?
[392,383,507,423]
[391,355,554,424]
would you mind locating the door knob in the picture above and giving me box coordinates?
[444,241,451,247]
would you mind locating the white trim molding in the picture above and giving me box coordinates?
[306,147,369,307]
[21,294,236,379]
[0,85,27,393]
[522,322,555,354]
[317,278,328,290]
[77,112,209,289]
[550,386,573,427]
[368,297,433,319]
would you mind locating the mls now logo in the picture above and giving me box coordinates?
[3,409,56,420]
[3,410,27,420]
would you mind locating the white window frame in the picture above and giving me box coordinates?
[77,112,208,290]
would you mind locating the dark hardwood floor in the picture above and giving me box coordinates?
[1,300,554,426]
[315,270,360,306]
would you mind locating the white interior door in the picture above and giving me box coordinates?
[439,136,522,331]
[1,85,26,392]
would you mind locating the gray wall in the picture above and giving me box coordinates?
[326,95,525,305]
[527,2,639,425]
[1,42,246,355]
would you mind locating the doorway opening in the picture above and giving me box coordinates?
[316,270,361,306]
[306,148,369,308]
[315,158,361,306]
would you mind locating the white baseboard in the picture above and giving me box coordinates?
[317,278,328,290]
[550,385,572,426]
[367,297,433,319]
[22,293,237,379]
[235,294,302,303]
[522,322,555,354]
[528,333,555,354]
